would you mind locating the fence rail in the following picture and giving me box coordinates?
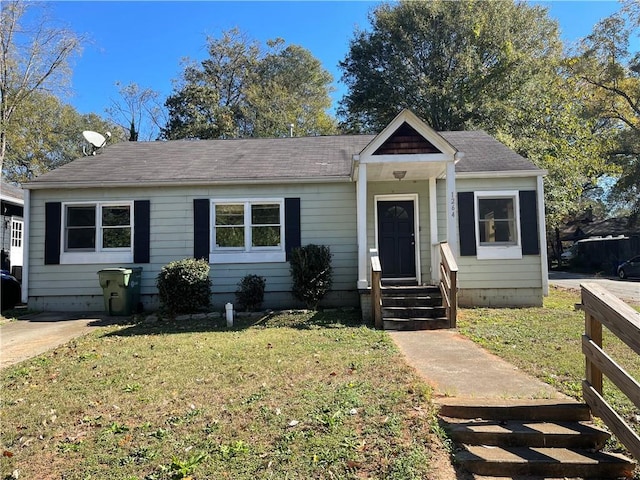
[581,282,640,460]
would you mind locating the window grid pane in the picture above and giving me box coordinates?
[216,227,245,247]
[67,206,95,227]
[252,226,281,247]
[102,206,130,227]
[66,206,97,250]
[250,203,281,248]
[216,204,245,226]
[213,201,284,252]
[251,204,280,225]
[100,205,132,249]
[103,228,131,248]
[478,198,516,245]
[215,204,245,248]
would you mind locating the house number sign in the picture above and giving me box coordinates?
[450,192,456,218]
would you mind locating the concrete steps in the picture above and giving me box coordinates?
[439,399,635,478]
[381,285,449,330]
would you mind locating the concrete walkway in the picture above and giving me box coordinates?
[389,329,568,401]
[0,312,111,369]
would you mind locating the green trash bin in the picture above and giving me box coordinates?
[97,267,142,316]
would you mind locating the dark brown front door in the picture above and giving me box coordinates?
[377,200,416,278]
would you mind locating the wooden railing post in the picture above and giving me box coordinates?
[439,243,458,328]
[370,254,382,329]
[585,310,603,395]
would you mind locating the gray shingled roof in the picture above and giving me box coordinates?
[1,181,24,201]
[26,131,540,187]
[440,131,539,173]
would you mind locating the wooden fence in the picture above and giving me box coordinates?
[581,282,640,460]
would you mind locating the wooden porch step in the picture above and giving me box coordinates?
[382,305,446,318]
[455,445,634,478]
[381,285,440,295]
[439,400,635,478]
[438,399,591,422]
[380,284,448,330]
[382,295,441,307]
[383,317,449,330]
[442,418,610,449]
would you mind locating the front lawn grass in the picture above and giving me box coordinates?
[458,286,640,424]
[1,311,445,480]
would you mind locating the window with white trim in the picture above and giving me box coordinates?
[61,202,134,264]
[474,192,522,260]
[211,199,285,263]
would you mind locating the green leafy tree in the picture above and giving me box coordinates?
[338,0,562,133]
[3,91,120,182]
[339,0,619,256]
[245,40,336,137]
[569,1,640,216]
[162,29,336,139]
[0,0,83,173]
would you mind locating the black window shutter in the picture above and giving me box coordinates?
[44,202,62,265]
[193,199,210,260]
[285,198,301,260]
[133,200,150,263]
[519,190,540,255]
[458,192,476,256]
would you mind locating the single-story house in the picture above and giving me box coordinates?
[561,214,640,244]
[1,180,25,279]
[22,110,548,316]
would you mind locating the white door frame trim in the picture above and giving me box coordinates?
[374,193,421,282]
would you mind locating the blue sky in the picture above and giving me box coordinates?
[44,1,625,117]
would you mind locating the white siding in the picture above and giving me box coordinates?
[446,176,544,305]
[28,183,358,311]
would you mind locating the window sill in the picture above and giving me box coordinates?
[476,245,522,260]
[210,251,286,264]
[60,251,134,265]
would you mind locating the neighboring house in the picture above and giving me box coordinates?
[1,181,25,279]
[560,215,640,273]
[561,215,640,244]
[22,110,548,313]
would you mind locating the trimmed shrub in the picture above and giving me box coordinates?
[289,244,333,310]
[156,258,212,314]
[235,274,266,312]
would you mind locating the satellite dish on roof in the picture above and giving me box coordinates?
[82,130,111,155]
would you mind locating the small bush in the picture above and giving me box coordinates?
[235,274,266,311]
[156,258,212,314]
[289,244,333,310]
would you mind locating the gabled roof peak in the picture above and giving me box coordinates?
[359,109,458,158]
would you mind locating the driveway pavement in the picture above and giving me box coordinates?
[0,312,112,369]
[549,271,640,304]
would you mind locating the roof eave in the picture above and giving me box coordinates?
[23,175,354,190]
[455,169,547,179]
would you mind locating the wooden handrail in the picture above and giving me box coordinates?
[581,282,640,460]
[439,243,458,328]
[371,254,382,329]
